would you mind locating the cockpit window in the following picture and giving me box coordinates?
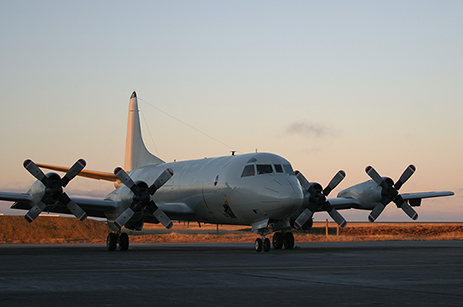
[246,157,257,163]
[257,164,273,175]
[274,164,283,173]
[283,164,294,175]
[241,165,255,177]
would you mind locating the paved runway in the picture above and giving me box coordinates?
[0,240,463,307]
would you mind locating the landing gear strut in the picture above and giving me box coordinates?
[107,232,129,251]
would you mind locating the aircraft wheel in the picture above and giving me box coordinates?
[255,238,263,252]
[119,233,129,251]
[106,233,117,251]
[263,238,271,252]
[283,232,294,250]
[272,232,283,249]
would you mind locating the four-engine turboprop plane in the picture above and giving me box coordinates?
[0,92,454,252]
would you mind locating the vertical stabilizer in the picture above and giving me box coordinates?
[124,92,164,171]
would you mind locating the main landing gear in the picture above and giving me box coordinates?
[107,232,129,251]
[254,231,294,252]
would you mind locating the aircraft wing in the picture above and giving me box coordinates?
[0,192,33,203]
[1,191,118,219]
[400,191,454,207]
[1,190,195,223]
[327,197,361,210]
[401,191,454,200]
[327,191,454,211]
[142,203,196,223]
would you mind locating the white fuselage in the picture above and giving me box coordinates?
[106,152,304,226]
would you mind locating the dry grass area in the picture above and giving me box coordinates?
[0,216,110,244]
[1,215,463,244]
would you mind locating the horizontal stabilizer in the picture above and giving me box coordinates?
[36,163,118,182]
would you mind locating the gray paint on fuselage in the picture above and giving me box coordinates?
[119,152,303,225]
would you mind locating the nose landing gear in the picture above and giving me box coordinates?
[255,237,271,252]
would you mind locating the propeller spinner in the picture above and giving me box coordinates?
[23,159,88,223]
[294,170,347,229]
[113,167,174,230]
[365,165,418,222]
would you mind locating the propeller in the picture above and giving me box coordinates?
[23,159,88,223]
[365,165,418,222]
[113,167,173,230]
[294,170,347,229]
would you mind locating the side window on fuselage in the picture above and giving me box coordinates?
[241,165,256,177]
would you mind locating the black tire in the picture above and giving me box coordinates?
[255,238,263,252]
[283,232,294,250]
[119,233,129,251]
[263,238,271,252]
[272,232,283,249]
[106,233,117,251]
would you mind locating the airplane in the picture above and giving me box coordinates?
[0,92,454,252]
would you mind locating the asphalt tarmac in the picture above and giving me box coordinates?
[0,240,462,307]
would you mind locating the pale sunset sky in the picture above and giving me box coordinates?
[1,1,462,222]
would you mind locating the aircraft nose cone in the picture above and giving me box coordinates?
[261,177,303,217]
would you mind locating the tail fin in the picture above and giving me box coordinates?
[124,92,164,171]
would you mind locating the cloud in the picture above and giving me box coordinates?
[285,121,332,138]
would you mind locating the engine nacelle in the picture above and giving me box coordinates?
[337,178,388,210]
[104,180,150,230]
[125,215,144,230]
[26,172,62,207]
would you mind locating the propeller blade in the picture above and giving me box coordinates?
[59,193,87,221]
[327,207,347,228]
[394,195,418,220]
[294,208,314,230]
[114,207,136,229]
[365,166,385,188]
[321,201,347,228]
[61,159,86,187]
[296,170,346,227]
[394,164,416,190]
[23,159,52,187]
[66,201,88,221]
[114,167,140,195]
[398,201,418,220]
[323,170,346,196]
[295,171,311,191]
[368,203,386,222]
[147,201,173,229]
[148,168,174,195]
[25,201,47,223]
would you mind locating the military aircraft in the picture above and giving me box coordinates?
[0,92,454,252]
